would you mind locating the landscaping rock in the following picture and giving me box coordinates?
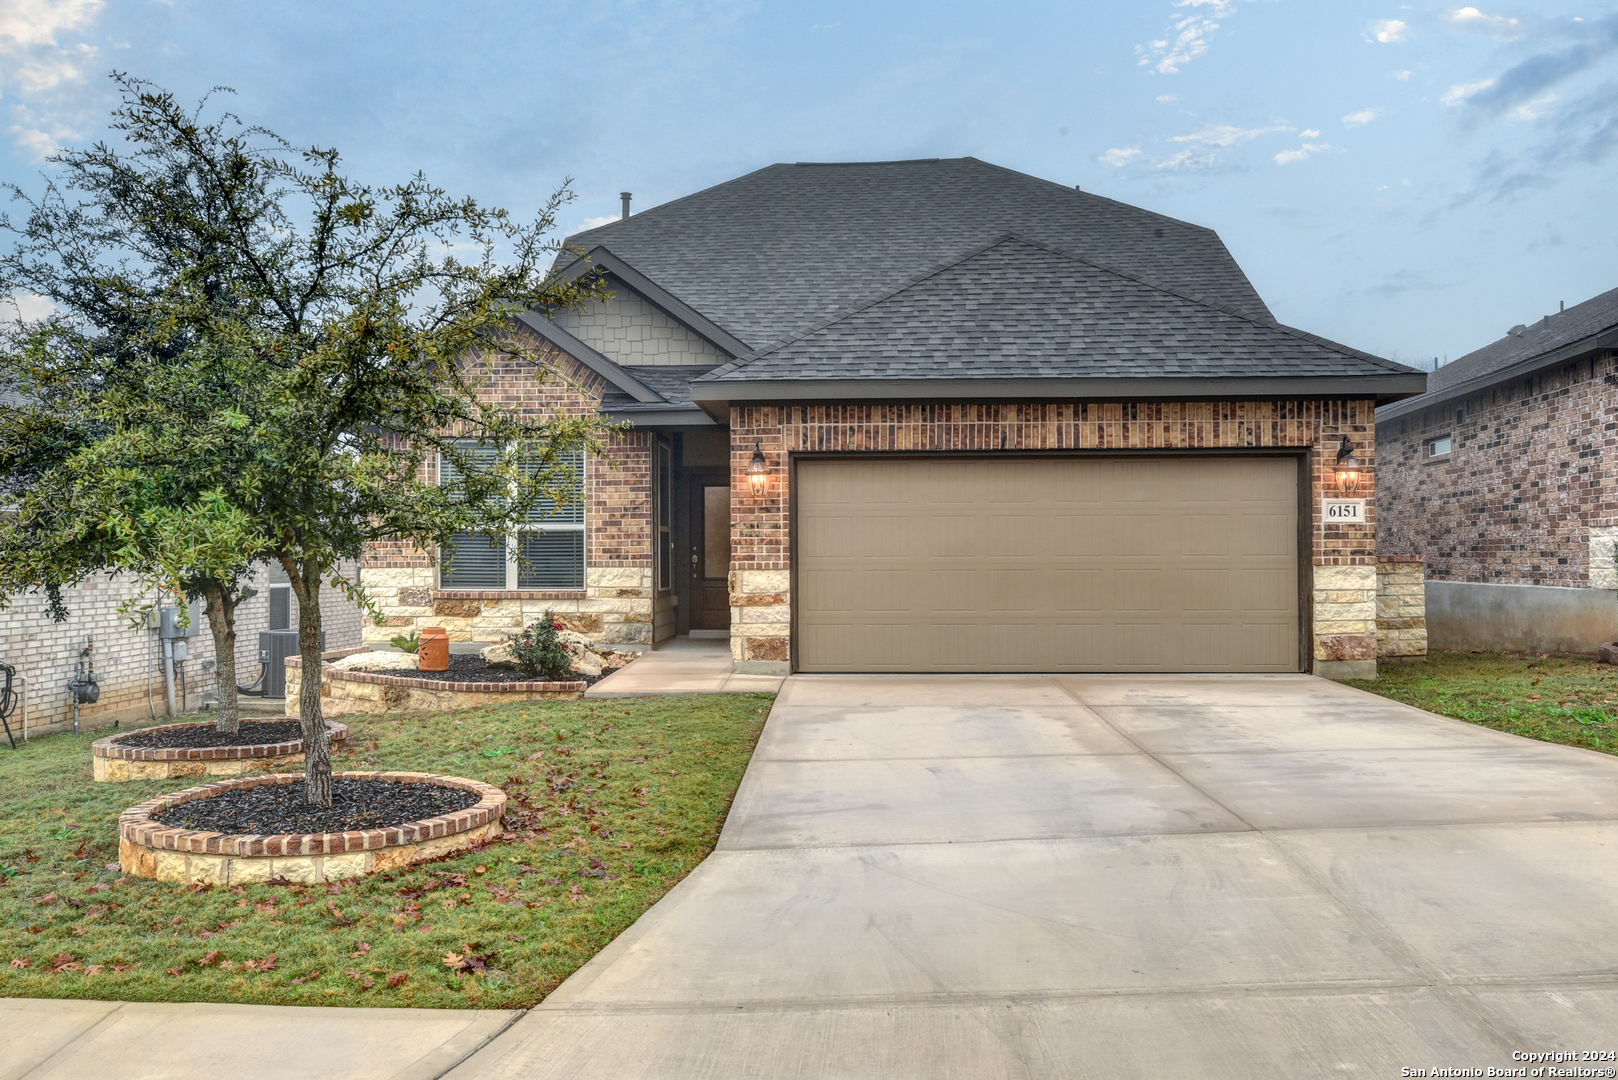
[569,649,604,677]
[480,641,519,669]
[332,651,416,671]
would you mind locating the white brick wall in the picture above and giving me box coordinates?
[0,561,363,738]
[553,288,727,367]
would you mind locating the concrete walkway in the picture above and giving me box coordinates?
[450,673,1618,1078]
[585,636,783,697]
[0,997,517,1080]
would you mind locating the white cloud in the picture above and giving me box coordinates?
[0,0,104,156]
[1342,108,1380,126]
[0,0,103,94]
[1441,78,1496,105]
[2,291,56,321]
[1372,19,1407,43]
[1169,122,1291,148]
[1156,94,1178,103]
[1275,142,1331,165]
[1136,0,1245,75]
[1391,69,1412,80]
[6,102,76,160]
[573,215,618,233]
[1155,147,1220,170]
[1300,128,1322,138]
[1443,6,1523,37]
[1098,146,1142,167]
[1508,93,1556,121]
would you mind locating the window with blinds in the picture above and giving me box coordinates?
[439,442,585,590]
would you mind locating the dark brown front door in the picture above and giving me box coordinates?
[689,471,731,630]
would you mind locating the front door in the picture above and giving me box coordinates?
[689,471,731,631]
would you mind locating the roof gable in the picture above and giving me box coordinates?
[561,158,1273,350]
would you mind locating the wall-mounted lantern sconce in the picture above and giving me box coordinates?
[748,442,768,496]
[1334,435,1363,495]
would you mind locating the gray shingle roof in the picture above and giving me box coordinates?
[1377,285,1618,422]
[599,366,714,410]
[695,235,1415,385]
[562,158,1273,351]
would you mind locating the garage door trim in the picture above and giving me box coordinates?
[787,449,1314,674]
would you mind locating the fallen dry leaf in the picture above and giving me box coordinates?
[349,943,371,958]
[83,964,104,976]
[197,950,221,967]
[32,892,57,906]
[386,972,408,988]
[70,925,86,936]
[165,966,184,977]
[9,957,28,969]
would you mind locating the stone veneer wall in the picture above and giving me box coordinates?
[1376,556,1428,659]
[1377,349,1618,588]
[730,401,1378,676]
[359,340,654,648]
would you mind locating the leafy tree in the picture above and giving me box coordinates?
[0,75,610,804]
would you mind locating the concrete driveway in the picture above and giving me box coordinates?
[451,674,1618,1079]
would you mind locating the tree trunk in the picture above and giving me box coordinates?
[286,555,331,807]
[201,581,240,734]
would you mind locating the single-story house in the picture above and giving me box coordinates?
[1375,285,1618,654]
[361,158,1426,678]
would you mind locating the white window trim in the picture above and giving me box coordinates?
[1425,435,1453,459]
[437,445,587,591]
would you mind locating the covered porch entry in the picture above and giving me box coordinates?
[651,429,733,645]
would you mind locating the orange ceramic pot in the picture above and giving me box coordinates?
[417,626,449,671]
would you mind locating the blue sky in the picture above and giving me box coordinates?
[2,0,1615,366]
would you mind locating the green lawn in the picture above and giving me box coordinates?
[0,694,772,1009]
[1343,652,1618,756]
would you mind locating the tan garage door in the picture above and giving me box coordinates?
[796,456,1299,673]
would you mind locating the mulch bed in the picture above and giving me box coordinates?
[115,720,306,750]
[350,654,609,686]
[150,778,481,835]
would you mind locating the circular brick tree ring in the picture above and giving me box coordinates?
[91,720,349,783]
[118,771,505,885]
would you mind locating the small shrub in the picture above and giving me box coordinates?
[388,631,421,654]
[507,612,572,680]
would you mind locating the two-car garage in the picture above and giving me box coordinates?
[794,455,1303,673]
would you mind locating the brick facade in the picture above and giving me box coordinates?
[729,400,1378,671]
[359,339,655,648]
[1376,350,1618,587]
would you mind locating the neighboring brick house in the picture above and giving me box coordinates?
[0,561,362,738]
[363,158,1425,677]
[1376,286,1618,653]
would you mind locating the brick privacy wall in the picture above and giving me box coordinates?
[1377,350,1618,587]
[359,339,653,646]
[1376,556,1428,658]
[552,287,728,367]
[729,400,1378,666]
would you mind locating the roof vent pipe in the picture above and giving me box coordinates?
[620,192,632,220]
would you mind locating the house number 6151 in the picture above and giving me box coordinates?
[1323,499,1366,522]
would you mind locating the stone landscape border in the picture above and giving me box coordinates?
[117,770,506,884]
[91,720,349,782]
[286,657,585,716]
